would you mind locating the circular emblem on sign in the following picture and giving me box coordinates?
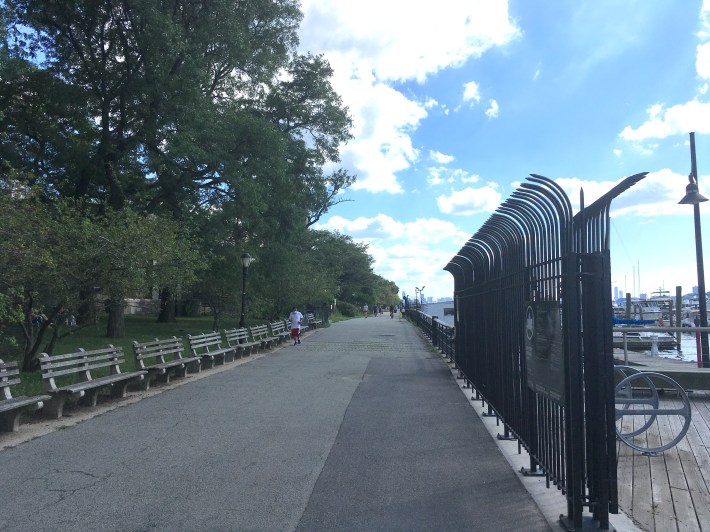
[525,306,534,341]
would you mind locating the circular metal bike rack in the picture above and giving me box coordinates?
[614,365,692,455]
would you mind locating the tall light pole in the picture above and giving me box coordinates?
[679,132,709,368]
[415,286,426,307]
[420,285,426,305]
[239,253,253,328]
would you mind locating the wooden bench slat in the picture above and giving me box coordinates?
[40,353,121,370]
[223,328,260,356]
[1,377,21,387]
[0,358,51,432]
[39,349,147,419]
[43,347,121,362]
[53,372,144,393]
[186,332,236,368]
[41,359,123,378]
[132,337,201,389]
[0,395,50,413]
[249,324,278,350]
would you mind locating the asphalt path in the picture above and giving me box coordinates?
[0,316,550,531]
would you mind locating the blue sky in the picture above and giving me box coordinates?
[298,0,710,301]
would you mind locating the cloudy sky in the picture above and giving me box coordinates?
[298,0,710,301]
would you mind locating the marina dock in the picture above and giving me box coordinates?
[614,348,710,531]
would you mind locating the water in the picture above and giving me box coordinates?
[420,302,454,326]
[421,303,703,364]
[644,333,705,364]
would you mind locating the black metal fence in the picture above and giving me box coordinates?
[411,173,647,531]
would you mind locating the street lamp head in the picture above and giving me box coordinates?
[680,174,708,205]
[241,253,253,268]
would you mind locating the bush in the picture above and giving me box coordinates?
[336,301,359,318]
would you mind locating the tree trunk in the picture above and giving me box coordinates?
[42,324,61,356]
[211,310,221,332]
[77,288,98,325]
[106,298,126,337]
[157,287,176,322]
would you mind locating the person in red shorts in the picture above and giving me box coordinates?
[289,306,303,345]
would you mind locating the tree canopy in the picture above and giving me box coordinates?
[0,1,398,363]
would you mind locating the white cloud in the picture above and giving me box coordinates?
[430,150,455,164]
[297,1,519,195]
[437,185,502,215]
[554,169,704,216]
[621,10,710,143]
[485,99,499,118]
[463,81,481,103]
[314,213,470,299]
[619,100,710,141]
[613,149,622,157]
[697,42,710,79]
[299,0,520,83]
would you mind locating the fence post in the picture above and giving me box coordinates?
[432,316,439,349]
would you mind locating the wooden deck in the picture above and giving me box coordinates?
[615,350,710,531]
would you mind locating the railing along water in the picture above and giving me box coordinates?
[435,173,649,531]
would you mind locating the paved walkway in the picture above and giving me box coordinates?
[1,317,554,531]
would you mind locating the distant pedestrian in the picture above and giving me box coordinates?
[289,306,303,345]
[363,304,368,318]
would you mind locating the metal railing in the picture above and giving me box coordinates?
[440,173,649,531]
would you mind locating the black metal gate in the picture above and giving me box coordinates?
[444,173,647,530]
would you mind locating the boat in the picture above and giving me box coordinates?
[612,298,664,321]
[612,329,678,350]
[611,316,678,351]
[631,299,663,321]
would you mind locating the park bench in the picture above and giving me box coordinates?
[269,321,291,344]
[306,312,323,329]
[186,331,236,369]
[224,327,260,357]
[132,336,201,389]
[249,324,278,351]
[0,359,51,432]
[39,346,147,419]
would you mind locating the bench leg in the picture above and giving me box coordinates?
[111,382,129,399]
[44,396,66,419]
[224,350,235,363]
[0,410,22,432]
[80,389,101,407]
[187,360,201,374]
[174,365,187,379]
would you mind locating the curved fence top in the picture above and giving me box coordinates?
[445,174,572,290]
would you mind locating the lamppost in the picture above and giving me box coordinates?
[420,285,426,305]
[415,286,426,307]
[679,132,709,368]
[239,253,253,328]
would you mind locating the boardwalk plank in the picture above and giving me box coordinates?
[646,419,677,531]
[632,452,655,531]
[668,397,710,530]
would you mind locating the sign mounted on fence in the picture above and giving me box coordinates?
[525,300,565,403]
